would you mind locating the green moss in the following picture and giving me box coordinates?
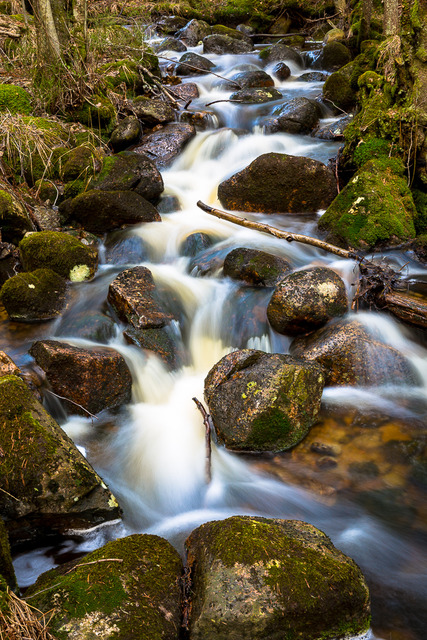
[0,268,67,321]
[0,84,31,115]
[19,230,98,281]
[0,519,17,592]
[73,94,116,132]
[99,59,142,94]
[353,137,394,167]
[0,576,10,615]
[412,189,427,235]
[250,408,292,449]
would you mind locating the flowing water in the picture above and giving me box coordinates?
[6,43,427,639]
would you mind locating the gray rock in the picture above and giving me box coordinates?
[176,19,211,46]
[203,34,253,54]
[175,52,215,76]
[265,97,321,134]
[229,87,282,104]
[133,123,196,166]
[131,96,176,126]
[272,62,291,80]
[155,36,187,53]
[259,41,304,67]
[109,116,142,152]
[93,152,164,203]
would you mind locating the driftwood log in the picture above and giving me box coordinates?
[196,201,427,330]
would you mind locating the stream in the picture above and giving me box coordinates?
[4,40,427,639]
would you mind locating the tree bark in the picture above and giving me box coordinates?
[383,0,400,36]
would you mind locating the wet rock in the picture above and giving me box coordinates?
[130,96,176,126]
[19,230,98,281]
[0,268,68,322]
[223,247,291,286]
[180,109,215,130]
[92,152,164,203]
[221,69,275,91]
[203,34,253,55]
[323,72,356,112]
[259,41,304,67]
[30,340,132,415]
[229,87,282,104]
[180,232,213,257]
[156,15,188,34]
[314,114,353,140]
[134,123,196,167]
[312,41,352,71]
[185,516,370,640]
[290,319,419,387]
[0,374,121,545]
[0,241,21,287]
[65,189,161,234]
[204,349,325,452]
[56,311,116,343]
[109,116,142,152]
[318,158,417,250]
[108,266,173,330]
[265,97,321,134]
[31,205,61,231]
[157,195,182,213]
[0,518,18,591]
[165,82,199,103]
[0,188,35,245]
[221,287,270,347]
[155,36,187,53]
[124,325,184,370]
[218,152,337,214]
[176,19,211,46]
[189,245,228,276]
[211,24,252,43]
[175,51,215,76]
[26,534,183,639]
[297,71,328,82]
[272,62,291,80]
[267,267,348,336]
[0,351,21,378]
[104,231,148,265]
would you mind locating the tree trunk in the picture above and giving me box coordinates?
[383,0,400,36]
[30,0,62,60]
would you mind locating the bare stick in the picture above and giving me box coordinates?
[64,558,124,574]
[193,397,212,485]
[196,200,356,260]
[45,389,98,420]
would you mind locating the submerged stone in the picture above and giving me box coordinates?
[26,534,183,640]
[204,349,325,452]
[0,375,120,545]
[185,515,371,640]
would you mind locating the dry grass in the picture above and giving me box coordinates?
[0,589,56,640]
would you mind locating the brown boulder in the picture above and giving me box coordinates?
[217,153,337,214]
[30,340,132,415]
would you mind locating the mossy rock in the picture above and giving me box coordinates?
[316,41,352,71]
[93,152,163,204]
[412,188,427,235]
[204,349,325,452]
[229,87,282,104]
[99,59,144,94]
[0,518,17,592]
[0,268,67,322]
[0,188,35,244]
[0,83,31,115]
[25,534,183,640]
[259,41,304,67]
[109,116,142,152]
[318,157,417,249]
[34,178,59,203]
[60,144,102,182]
[19,230,98,282]
[223,247,291,286]
[323,72,357,111]
[185,515,371,640]
[0,374,120,544]
[73,94,116,132]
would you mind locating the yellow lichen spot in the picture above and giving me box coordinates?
[317,282,338,299]
[70,264,91,282]
[28,283,35,289]
[108,494,119,508]
[242,393,247,399]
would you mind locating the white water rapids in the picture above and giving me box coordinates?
[11,45,427,639]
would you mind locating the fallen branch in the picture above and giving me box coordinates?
[382,290,427,329]
[196,200,356,260]
[193,397,213,484]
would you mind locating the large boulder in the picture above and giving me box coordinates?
[108,266,173,330]
[0,268,68,322]
[203,34,253,54]
[130,96,176,126]
[176,19,211,46]
[223,247,291,286]
[264,97,321,134]
[65,189,161,233]
[221,69,274,91]
[175,52,215,76]
[0,188,35,245]
[30,340,133,415]
[204,349,325,452]
[92,152,164,203]
[26,534,183,640]
[259,41,304,67]
[290,319,419,387]
[185,516,371,640]
[318,158,417,249]
[323,72,357,112]
[312,41,352,71]
[0,374,120,544]
[218,153,337,214]
[19,230,98,281]
[267,267,348,336]
[134,123,196,167]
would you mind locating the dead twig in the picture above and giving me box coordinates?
[193,397,212,485]
[0,588,56,640]
[44,389,98,420]
[64,558,124,574]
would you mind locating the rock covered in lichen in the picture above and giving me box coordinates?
[19,231,98,282]
[217,153,337,214]
[318,158,417,249]
[184,515,371,640]
[0,375,121,545]
[0,268,68,322]
[223,247,291,286]
[30,340,133,415]
[204,349,325,452]
[267,267,348,336]
[25,534,183,640]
